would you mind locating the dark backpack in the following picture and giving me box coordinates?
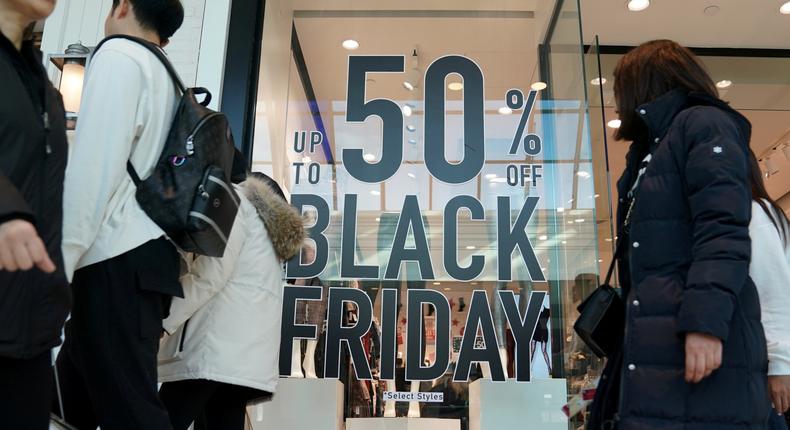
[93,35,239,257]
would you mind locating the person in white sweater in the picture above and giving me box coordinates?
[158,173,305,430]
[748,151,790,423]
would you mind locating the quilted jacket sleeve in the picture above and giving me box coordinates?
[676,107,752,342]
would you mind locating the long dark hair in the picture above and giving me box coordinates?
[748,149,789,243]
[613,40,718,141]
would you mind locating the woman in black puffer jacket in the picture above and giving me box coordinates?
[588,40,772,430]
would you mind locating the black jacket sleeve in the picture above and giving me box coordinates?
[0,173,34,225]
[675,107,752,341]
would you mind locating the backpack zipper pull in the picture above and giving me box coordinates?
[186,136,195,156]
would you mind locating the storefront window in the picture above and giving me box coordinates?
[251,1,603,427]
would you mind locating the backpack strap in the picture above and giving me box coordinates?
[93,35,186,186]
[93,34,186,94]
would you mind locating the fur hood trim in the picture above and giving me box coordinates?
[241,176,305,261]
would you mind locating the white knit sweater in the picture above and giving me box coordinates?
[749,200,790,376]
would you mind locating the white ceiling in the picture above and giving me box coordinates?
[581,0,790,49]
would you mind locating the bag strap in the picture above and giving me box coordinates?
[93,34,186,93]
[604,152,654,286]
[93,35,186,187]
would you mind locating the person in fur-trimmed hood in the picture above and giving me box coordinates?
[157,172,305,430]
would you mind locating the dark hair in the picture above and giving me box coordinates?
[112,0,184,42]
[748,149,789,243]
[613,40,718,141]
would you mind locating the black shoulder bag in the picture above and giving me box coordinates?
[574,153,652,358]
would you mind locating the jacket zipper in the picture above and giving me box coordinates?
[185,113,221,156]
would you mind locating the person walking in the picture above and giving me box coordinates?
[56,1,185,429]
[747,150,790,428]
[0,1,71,428]
[158,172,305,430]
[588,39,771,429]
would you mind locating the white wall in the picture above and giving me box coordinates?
[40,0,232,110]
[251,0,295,186]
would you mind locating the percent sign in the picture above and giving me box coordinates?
[506,89,542,156]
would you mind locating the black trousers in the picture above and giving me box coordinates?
[159,380,268,430]
[0,352,53,430]
[55,238,181,430]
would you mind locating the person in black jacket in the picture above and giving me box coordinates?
[0,0,72,429]
[588,40,771,430]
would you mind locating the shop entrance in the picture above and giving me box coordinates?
[247,1,602,429]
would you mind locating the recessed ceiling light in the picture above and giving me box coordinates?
[403,81,415,91]
[433,282,441,286]
[342,39,360,50]
[531,81,548,91]
[448,82,464,91]
[627,0,650,12]
[466,245,476,250]
[607,119,622,129]
[575,219,585,223]
[577,171,591,179]
[498,106,513,115]
[561,240,567,244]
[443,287,451,291]
[406,125,417,132]
[557,207,565,213]
[407,173,416,179]
[598,259,604,263]
[538,235,548,241]
[781,1,790,14]
[591,77,607,86]
[375,217,381,222]
[716,79,732,89]
[605,238,613,242]
[364,153,376,162]
[408,139,417,145]
[485,173,497,179]
[594,194,600,198]
[402,105,413,117]
[370,190,381,196]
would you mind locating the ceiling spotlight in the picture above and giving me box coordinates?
[448,82,464,91]
[407,173,416,179]
[716,79,732,89]
[557,207,565,213]
[375,217,381,222]
[561,240,567,244]
[406,125,417,132]
[577,170,591,179]
[575,219,585,223]
[433,282,441,286]
[498,106,513,115]
[591,77,607,86]
[370,190,381,196]
[485,173,497,179]
[408,139,417,145]
[607,119,622,129]
[627,0,650,12]
[403,81,415,91]
[342,39,360,50]
[402,104,413,117]
[781,1,790,14]
[466,245,476,250]
[531,81,548,91]
[538,235,548,241]
[364,153,376,162]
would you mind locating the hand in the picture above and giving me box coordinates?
[685,332,723,383]
[769,375,790,414]
[0,219,56,273]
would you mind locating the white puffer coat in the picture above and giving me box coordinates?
[158,176,305,393]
